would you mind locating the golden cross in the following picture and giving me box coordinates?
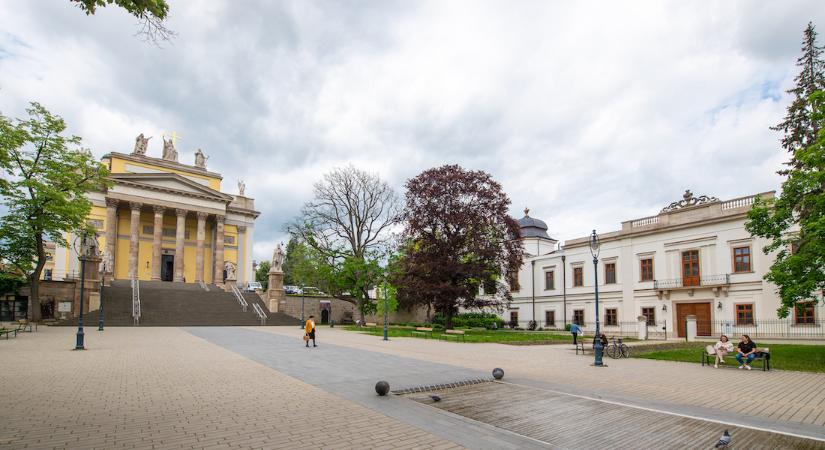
[163,131,183,146]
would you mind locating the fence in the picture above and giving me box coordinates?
[697,319,825,340]
[507,320,666,339]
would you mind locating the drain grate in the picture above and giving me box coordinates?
[391,377,494,395]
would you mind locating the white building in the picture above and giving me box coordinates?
[504,190,822,339]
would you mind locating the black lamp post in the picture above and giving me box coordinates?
[590,230,605,367]
[382,280,389,341]
[299,283,306,329]
[98,256,106,332]
[74,232,99,350]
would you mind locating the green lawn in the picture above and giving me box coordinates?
[633,342,825,373]
[343,325,576,344]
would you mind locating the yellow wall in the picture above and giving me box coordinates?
[109,155,222,191]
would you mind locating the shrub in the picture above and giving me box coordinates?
[565,323,572,331]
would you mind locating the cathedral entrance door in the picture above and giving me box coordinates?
[161,254,174,281]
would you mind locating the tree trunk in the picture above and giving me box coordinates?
[28,234,47,322]
[445,305,454,330]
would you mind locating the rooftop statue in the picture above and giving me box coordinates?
[162,135,178,162]
[194,148,209,169]
[133,133,151,156]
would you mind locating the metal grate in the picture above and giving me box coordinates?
[391,377,494,395]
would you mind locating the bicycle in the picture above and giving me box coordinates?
[606,336,630,359]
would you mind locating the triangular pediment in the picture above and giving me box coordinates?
[110,173,233,201]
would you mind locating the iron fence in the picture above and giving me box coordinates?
[697,319,825,340]
[654,274,730,289]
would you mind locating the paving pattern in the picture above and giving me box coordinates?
[407,382,824,449]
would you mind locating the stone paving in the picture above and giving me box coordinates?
[255,326,825,436]
[0,327,460,449]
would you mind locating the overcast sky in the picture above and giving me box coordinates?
[1,1,823,262]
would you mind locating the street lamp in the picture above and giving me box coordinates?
[589,230,605,367]
[74,232,99,350]
[98,253,107,332]
[299,283,305,329]
[383,280,389,341]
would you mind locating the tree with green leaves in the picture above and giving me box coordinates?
[747,90,825,318]
[771,22,825,173]
[70,0,173,45]
[0,102,110,321]
[255,260,270,291]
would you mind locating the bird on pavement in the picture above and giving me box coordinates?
[429,395,441,402]
[715,430,731,448]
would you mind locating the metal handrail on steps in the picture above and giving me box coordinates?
[230,284,248,312]
[252,302,267,326]
[131,278,141,326]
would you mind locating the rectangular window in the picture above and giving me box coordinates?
[509,311,519,324]
[508,270,520,292]
[641,307,655,325]
[640,258,654,281]
[87,219,104,229]
[735,303,754,325]
[545,310,555,327]
[142,225,153,235]
[605,308,618,326]
[790,241,800,255]
[605,263,616,284]
[225,235,236,245]
[573,267,583,287]
[544,271,554,290]
[795,302,816,324]
[162,228,176,238]
[573,309,584,325]
[733,246,751,273]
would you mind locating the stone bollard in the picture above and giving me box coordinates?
[637,315,648,340]
[685,315,697,342]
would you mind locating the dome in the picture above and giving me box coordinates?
[518,208,552,240]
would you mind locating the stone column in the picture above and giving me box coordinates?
[195,211,208,283]
[127,202,142,279]
[237,225,247,285]
[151,205,165,281]
[213,216,225,284]
[174,209,187,282]
[104,198,118,279]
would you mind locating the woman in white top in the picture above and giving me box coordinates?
[713,334,734,368]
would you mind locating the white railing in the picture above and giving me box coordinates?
[231,284,248,312]
[198,280,210,292]
[631,216,659,227]
[721,195,756,210]
[252,302,267,326]
[131,278,141,326]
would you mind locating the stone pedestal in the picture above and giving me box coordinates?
[223,276,236,293]
[685,315,697,342]
[267,270,285,313]
[637,316,648,340]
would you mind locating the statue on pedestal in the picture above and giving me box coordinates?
[224,261,237,280]
[238,180,246,197]
[271,242,285,273]
[133,134,151,156]
[162,136,178,162]
[194,149,208,169]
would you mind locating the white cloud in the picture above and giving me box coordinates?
[1,0,822,261]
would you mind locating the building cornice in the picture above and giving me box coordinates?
[104,152,224,180]
[108,174,234,203]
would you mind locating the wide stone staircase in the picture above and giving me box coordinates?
[64,280,300,327]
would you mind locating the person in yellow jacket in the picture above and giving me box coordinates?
[304,315,317,348]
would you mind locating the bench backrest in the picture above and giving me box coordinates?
[415,327,433,331]
[446,329,465,335]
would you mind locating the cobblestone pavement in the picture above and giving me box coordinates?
[0,327,461,450]
[255,327,825,438]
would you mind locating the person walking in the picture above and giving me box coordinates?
[305,315,317,348]
[570,322,581,345]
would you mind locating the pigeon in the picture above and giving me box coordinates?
[715,430,731,448]
[429,395,441,402]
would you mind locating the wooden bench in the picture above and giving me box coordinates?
[702,346,770,371]
[364,322,378,327]
[0,327,19,340]
[17,320,35,332]
[440,329,466,342]
[411,327,434,339]
[575,341,588,355]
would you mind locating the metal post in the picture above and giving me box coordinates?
[593,255,604,366]
[98,280,104,331]
[383,281,389,341]
[75,257,87,350]
[300,284,305,329]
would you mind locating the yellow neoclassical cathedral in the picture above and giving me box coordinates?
[49,134,259,285]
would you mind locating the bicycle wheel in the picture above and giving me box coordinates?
[620,344,630,358]
[606,345,619,359]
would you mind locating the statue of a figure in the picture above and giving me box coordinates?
[238,180,246,196]
[194,149,208,169]
[162,136,178,161]
[133,133,151,155]
[224,261,237,280]
[271,242,285,272]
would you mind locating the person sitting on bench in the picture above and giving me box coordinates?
[713,334,734,368]
[736,334,757,370]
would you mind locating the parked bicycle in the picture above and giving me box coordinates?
[606,336,630,359]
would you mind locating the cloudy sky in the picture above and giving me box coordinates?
[1,1,823,261]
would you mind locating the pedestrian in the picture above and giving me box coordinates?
[570,322,581,345]
[305,315,317,348]
[736,334,757,370]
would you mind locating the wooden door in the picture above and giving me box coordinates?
[682,250,700,287]
[676,302,712,337]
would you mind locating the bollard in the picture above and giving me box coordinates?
[375,380,390,396]
[492,368,504,380]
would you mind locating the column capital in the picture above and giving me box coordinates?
[105,198,119,207]
[215,215,225,224]
[237,225,247,233]
[153,205,166,214]
[129,202,142,211]
[175,208,188,218]
[196,211,209,220]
